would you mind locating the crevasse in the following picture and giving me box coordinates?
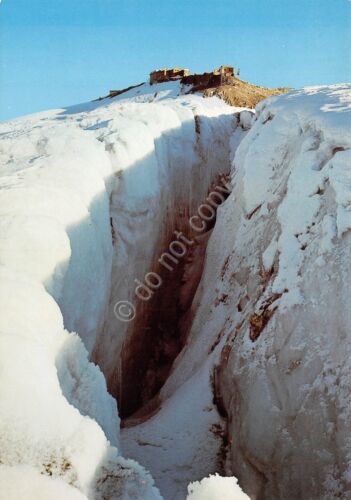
[0,88,249,499]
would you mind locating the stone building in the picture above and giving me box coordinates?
[218,65,235,83]
[181,66,235,89]
[149,66,235,87]
[149,68,190,85]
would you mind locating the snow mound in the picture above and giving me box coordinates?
[0,465,87,500]
[187,474,250,500]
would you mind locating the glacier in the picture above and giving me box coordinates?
[0,81,350,499]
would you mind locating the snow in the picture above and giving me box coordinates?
[0,81,242,498]
[176,83,351,498]
[262,236,278,271]
[238,110,254,131]
[1,76,350,499]
[0,465,87,500]
[328,149,351,237]
[109,80,191,103]
[79,88,242,406]
[121,358,226,498]
[187,474,250,500]
[236,84,351,308]
[60,80,190,115]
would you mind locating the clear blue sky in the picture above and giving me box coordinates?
[0,0,350,121]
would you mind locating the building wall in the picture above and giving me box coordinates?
[150,67,234,86]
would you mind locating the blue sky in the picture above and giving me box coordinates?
[0,0,350,121]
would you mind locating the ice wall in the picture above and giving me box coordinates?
[0,115,165,497]
[91,98,240,409]
[168,84,351,499]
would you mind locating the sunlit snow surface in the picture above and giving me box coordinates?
[187,474,250,500]
[0,82,350,499]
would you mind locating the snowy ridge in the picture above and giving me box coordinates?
[69,80,190,115]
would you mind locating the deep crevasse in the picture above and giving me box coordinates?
[0,88,247,499]
[2,82,350,500]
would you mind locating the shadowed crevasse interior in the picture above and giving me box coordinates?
[89,110,240,421]
[116,179,231,419]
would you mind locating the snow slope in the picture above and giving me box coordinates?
[161,83,351,499]
[0,82,246,498]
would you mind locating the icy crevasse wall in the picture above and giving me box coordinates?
[91,98,242,407]
[172,84,351,499]
[0,119,162,499]
[0,93,241,498]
